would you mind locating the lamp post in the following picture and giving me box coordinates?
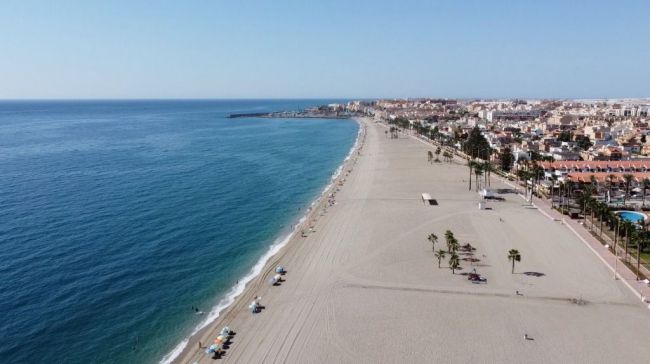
[614,245,619,280]
[613,218,620,280]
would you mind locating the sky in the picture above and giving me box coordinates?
[1,0,649,99]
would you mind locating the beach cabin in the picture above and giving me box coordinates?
[422,193,438,205]
[480,189,494,199]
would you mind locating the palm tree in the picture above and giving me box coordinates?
[427,233,438,252]
[449,237,460,253]
[623,174,634,205]
[530,163,545,203]
[507,249,521,274]
[434,249,447,268]
[622,220,634,261]
[597,202,607,238]
[516,169,529,197]
[427,151,433,164]
[635,232,648,280]
[565,180,575,212]
[589,175,598,193]
[642,178,650,207]
[580,185,595,220]
[435,147,441,162]
[589,197,599,230]
[474,164,484,192]
[444,230,454,252]
[483,160,491,187]
[442,151,450,163]
[608,174,616,197]
[449,253,460,274]
[613,215,621,252]
[467,160,475,191]
[550,175,558,208]
[558,180,567,212]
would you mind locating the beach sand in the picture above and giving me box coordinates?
[174,118,650,363]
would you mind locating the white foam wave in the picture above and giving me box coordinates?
[160,119,364,364]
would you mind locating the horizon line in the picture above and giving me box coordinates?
[0,96,649,102]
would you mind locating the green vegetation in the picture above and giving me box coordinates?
[499,147,514,171]
[462,126,491,159]
[449,253,460,274]
[434,249,446,268]
[427,233,438,252]
[507,249,521,274]
[575,135,593,151]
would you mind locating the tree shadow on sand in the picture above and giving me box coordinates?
[522,271,545,277]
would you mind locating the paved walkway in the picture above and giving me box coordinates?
[509,181,650,309]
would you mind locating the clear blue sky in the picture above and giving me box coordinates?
[1,0,648,99]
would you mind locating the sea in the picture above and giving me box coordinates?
[0,100,359,364]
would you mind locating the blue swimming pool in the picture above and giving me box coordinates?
[617,211,647,224]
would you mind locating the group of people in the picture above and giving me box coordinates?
[303,127,367,239]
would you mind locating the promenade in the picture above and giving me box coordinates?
[524,189,650,306]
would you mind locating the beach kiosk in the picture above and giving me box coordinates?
[422,193,437,205]
[480,189,494,199]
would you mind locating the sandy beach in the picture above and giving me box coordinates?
[175,118,650,364]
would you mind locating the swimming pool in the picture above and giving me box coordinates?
[616,211,647,224]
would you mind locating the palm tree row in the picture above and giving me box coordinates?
[428,232,533,278]
[577,192,650,279]
[516,161,545,202]
[467,160,493,192]
[550,174,650,210]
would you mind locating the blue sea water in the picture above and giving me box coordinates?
[0,100,358,364]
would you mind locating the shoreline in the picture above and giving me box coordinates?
[163,117,367,364]
[170,117,650,363]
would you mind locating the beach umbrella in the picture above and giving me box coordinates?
[216,335,226,343]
